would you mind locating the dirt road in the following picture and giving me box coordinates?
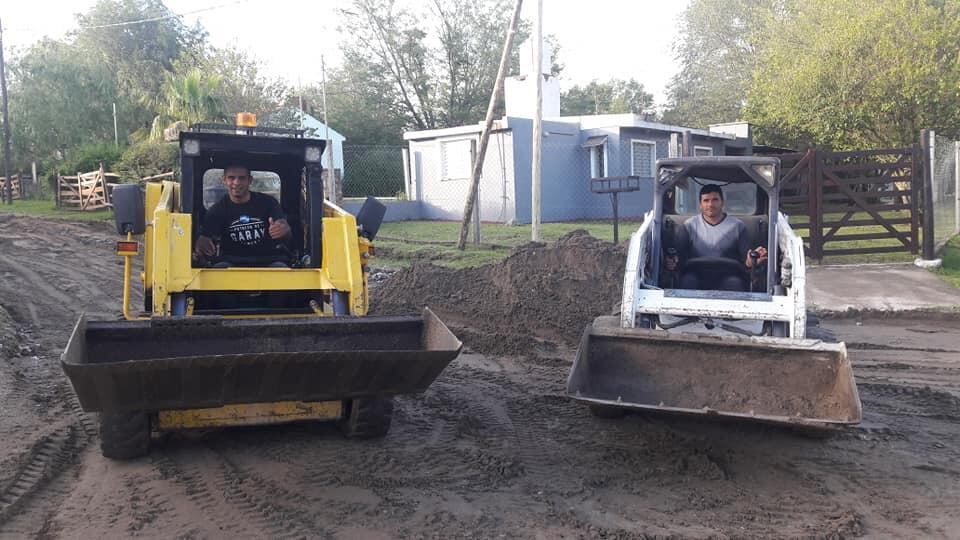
[0,214,958,539]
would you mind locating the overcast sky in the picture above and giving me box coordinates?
[3,0,689,106]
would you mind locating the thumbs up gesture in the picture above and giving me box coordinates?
[268,217,291,239]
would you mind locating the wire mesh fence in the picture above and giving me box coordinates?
[341,145,407,199]
[931,132,960,249]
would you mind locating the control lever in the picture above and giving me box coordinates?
[749,250,761,293]
[663,247,679,289]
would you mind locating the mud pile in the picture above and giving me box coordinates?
[371,230,626,354]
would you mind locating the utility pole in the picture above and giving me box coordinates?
[321,55,334,203]
[531,0,543,241]
[297,76,304,130]
[113,103,119,147]
[0,18,13,205]
[457,0,524,249]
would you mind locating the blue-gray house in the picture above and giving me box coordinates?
[402,114,754,224]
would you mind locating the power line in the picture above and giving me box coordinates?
[3,0,251,34]
[77,0,251,30]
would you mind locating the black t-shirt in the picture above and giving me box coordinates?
[201,192,287,257]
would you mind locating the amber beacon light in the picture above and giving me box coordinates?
[236,112,257,127]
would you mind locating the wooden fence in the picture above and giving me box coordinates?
[778,146,922,260]
[0,173,25,201]
[56,164,119,211]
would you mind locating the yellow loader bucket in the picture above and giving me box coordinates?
[567,317,862,427]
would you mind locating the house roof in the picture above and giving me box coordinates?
[278,109,347,142]
[561,114,738,140]
[300,114,347,142]
[404,114,745,142]
[403,120,509,141]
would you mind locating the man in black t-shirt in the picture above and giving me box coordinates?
[195,165,292,266]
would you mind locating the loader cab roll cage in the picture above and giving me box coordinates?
[651,156,781,293]
[179,129,327,268]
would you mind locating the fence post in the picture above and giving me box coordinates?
[921,129,935,259]
[809,148,824,261]
[955,140,959,236]
[470,139,480,245]
[31,161,38,199]
[910,143,921,254]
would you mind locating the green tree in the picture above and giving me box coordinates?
[73,0,205,108]
[560,79,654,116]
[192,47,290,118]
[745,0,960,149]
[292,67,409,146]
[114,141,179,181]
[662,0,791,128]
[148,68,227,140]
[337,0,529,135]
[8,40,122,166]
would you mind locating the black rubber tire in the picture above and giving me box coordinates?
[338,397,394,439]
[588,404,626,419]
[100,412,150,460]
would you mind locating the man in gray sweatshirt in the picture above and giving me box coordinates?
[665,184,767,291]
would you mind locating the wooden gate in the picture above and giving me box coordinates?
[777,146,921,260]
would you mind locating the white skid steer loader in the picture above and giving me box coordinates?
[567,157,862,428]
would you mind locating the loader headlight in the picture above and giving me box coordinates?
[752,164,776,185]
[182,139,201,156]
[305,146,322,163]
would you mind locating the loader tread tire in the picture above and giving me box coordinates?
[100,412,150,460]
[589,404,626,419]
[339,397,394,439]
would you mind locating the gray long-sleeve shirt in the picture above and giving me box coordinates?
[683,214,750,262]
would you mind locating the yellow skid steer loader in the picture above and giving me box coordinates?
[567,157,861,429]
[62,118,461,459]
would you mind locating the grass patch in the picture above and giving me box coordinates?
[934,236,960,288]
[374,220,629,269]
[788,210,918,264]
[0,198,113,223]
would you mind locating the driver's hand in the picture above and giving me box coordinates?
[268,217,291,240]
[745,246,768,268]
[665,255,678,271]
[195,235,217,257]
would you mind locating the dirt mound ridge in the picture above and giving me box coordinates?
[371,230,626,353]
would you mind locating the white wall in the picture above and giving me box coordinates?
[408,131,515,223]
[505,76,561,118]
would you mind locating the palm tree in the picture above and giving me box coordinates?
[149,68,227,140]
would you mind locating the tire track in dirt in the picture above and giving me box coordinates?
[210,449,333,538]
[0,425,82,527]
[0,374,98,536]
[150,450,268,538]
[0,254,74,307]
[150,444,330,539]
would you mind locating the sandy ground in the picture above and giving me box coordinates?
[0,214,958,539]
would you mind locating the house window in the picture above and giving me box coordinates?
[440,139,473,181]
[631,139,657,177]
[582,135,608,178]
[694,145,713,156]
[591,145,607,177]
